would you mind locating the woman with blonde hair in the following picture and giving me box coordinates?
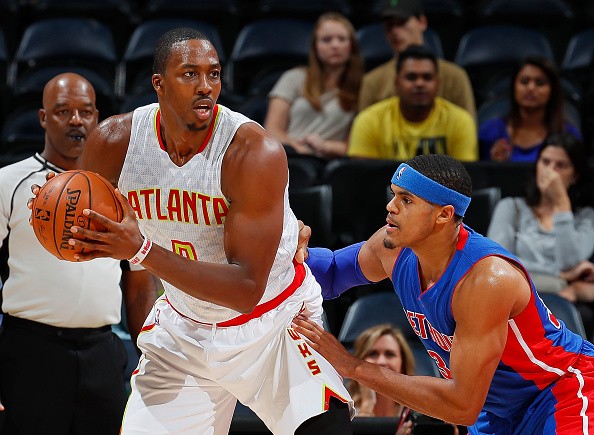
[264,12,364,159]
[347,324,415,434]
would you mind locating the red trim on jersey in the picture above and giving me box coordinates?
[154,105,220,153]
[139,322,157,334]
[166,260,306,327]
[155,109,164,150]
[501,292,578,389]
[456,225,469,250]
[323,385,349,410]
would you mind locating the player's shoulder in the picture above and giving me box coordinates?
[91,112,133,147]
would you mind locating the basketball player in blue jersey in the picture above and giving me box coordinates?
[37,28,354,434]
[293,153,594,434]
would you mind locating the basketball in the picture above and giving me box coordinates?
[31,170,123,262]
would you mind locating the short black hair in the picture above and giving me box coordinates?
[407,154,472,199]
[153,27,211,75]
[396,44,438,74]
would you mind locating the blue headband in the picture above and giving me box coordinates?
[391,163,471,216]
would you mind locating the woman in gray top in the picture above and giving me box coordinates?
[487,133,594,303]
[264,12,364,159]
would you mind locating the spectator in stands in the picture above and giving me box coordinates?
[264,12,364,159]
[348,45,477,162]
[358,0,475,119]
[0,73,158,434]
[478,56,581,162]
[347,324,414,434]
[487,133,594,332]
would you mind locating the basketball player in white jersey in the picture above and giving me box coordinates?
[56,28,354,434]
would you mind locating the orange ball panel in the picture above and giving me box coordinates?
[31,170,123,262]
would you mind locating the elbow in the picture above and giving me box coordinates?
[233,281,266,314]
[448,404,482,426]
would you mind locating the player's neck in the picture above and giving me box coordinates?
[416,226,460,290]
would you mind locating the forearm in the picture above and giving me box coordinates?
[122,270,160,350]
[350,363,479,426]
[306,242,372,299]
[140,243,269,313]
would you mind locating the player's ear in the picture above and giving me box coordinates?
[435,205,456,224]
[38,108,47,130]
[152,74,162,91]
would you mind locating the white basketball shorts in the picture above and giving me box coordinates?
[121,265,354,435]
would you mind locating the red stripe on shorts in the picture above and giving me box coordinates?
[166,260,306,327]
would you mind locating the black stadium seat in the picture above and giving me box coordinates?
[118,19,226,97]
[454,25,554,105]
[9,18,118,93]
[224,19,311,98]
[356,23,444,72]
[337,291,441,377]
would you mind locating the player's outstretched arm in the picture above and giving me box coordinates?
[295,256,530,426]
[302,225,399,299]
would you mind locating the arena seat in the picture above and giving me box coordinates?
[539,293,587,339]
[321,158,398,248]
[337,291,441,377]
[561,28,594,96]
[0,108,44,166]
[9,18,118,94]
[464,187,501,236]
[475,0,575,64]
[454,25,554,106]
[117,19,225,97]
[356,23,444,72]
[289,184,333,247]
[258,0,352,21]
[28,0,136,54]
[224,18,311,98]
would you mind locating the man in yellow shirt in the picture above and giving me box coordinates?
[359,0,475,119]
[348,45,477,161]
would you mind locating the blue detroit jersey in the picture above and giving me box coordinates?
[392,225,594,431]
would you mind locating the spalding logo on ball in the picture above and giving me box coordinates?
[31,170,123,262]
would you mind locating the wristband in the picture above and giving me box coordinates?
[129,237,152,265]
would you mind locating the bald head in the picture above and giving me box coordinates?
[39,72,99,170]
[42,73,96,109]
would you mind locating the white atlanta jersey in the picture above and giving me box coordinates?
[119,103,300,324]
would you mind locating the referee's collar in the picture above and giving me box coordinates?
[33,153,66,174]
